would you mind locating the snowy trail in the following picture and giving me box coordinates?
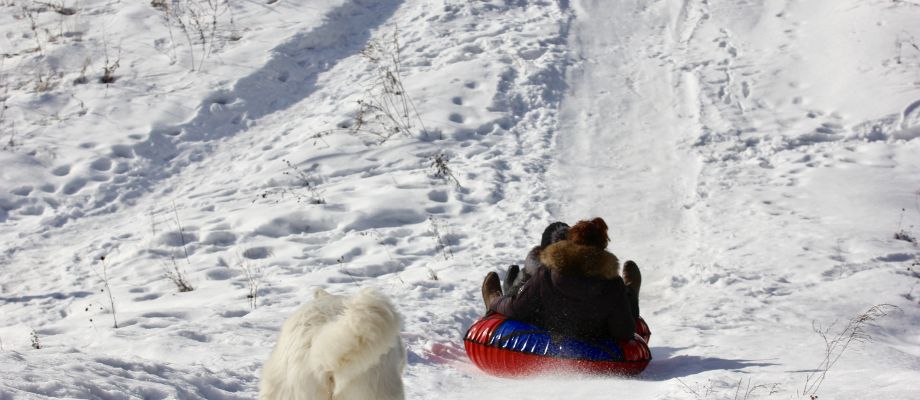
[410,1,708,397]
[549,0,708,396]
[545,0,794,391]
[543,0,920,398]
[550,0,701,281]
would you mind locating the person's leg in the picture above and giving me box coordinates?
[482,272,502,311]
[502,265,520,295]
[623,260,641,317]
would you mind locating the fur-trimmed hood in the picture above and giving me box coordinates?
[539,240,620,280]
[491,240,636,340]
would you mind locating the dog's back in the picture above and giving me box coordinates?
[259,288,405,400]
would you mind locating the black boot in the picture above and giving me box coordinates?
[482,272,502,311]
[502,265,520,295]
[623,260,641,317]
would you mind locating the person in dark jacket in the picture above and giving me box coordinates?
[502,222,570,295]
[482,218,638,341]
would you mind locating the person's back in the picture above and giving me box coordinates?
[527,242,635,340]
[488,218,636,341]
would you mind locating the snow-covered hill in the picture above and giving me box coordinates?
[1,0,919,398]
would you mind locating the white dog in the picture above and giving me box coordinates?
[259,288,406,400]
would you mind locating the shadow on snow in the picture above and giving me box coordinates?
[642,346,778,381]
[121,0,404,202]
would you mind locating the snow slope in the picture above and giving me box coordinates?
[2,0,920,398]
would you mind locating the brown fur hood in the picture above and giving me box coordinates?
[539,240,620,280]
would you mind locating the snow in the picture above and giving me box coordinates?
[2,0,920,398]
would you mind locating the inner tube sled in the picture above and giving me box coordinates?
[464,313,651,377]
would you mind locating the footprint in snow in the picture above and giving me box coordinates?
[51,165,71,176]
[11,186,32,196]
[201,231,237,247]
[110,145,134,159]
[90,158,112,172]
[176,330,209,342]
[141,311,187,319]
[133,293,161,301]
[61,178,87,195]
[205,268,235,281]
[427,190,448,203]
[158,230,199,247]
[220,310,249,318]
[242,246,273,260]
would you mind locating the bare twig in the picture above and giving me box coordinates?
[162,257,194,292]
[0,59,11,151]
[73,57,90,85]
[428,216,454,261]
[91,255,118,329]
[154,0,230,71]
[100,38,121,84]
[802,304,898,398]
[237,257,262,309]
[34,0,77,15]
[156,202,195,292]
[171,201,191,263]
[895,207,917,243]
[317,28,429,144]
[429,152,462,187]
[21,5,43,54]
[337,256,361,288]
[255,159,325,205]
[30,330,41,349]
[896,30,920,65]
[34,67,59,92]
[676,378,713,400]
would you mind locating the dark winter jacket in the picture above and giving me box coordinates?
[522,246,543,282]
[505,222,570,295]
[489,240,637,341]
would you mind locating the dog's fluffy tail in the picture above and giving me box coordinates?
[308,287,401,395]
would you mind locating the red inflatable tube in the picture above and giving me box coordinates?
[463,314,652,377]
[636,316,651,344]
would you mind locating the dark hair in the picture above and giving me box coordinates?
[540,222,569,248]
[567,218,609,249]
